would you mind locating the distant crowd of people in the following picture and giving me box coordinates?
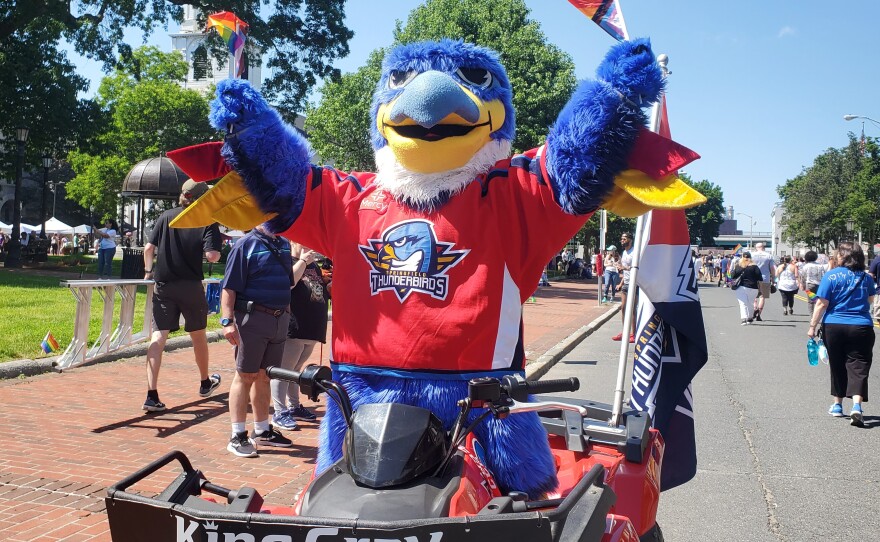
[701,242,873,428]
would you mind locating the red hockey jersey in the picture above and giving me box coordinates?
[283,146,588,379]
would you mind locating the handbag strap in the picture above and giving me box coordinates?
[256,233,294,286]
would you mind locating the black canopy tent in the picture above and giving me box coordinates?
[120,155,189,246]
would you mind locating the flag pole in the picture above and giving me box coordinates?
[609,53,669,427]
[598,210,606,306]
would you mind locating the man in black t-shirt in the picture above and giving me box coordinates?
[141,179,223,412]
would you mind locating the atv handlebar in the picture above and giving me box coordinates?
[266,364,333,402]
[501,375,580,402]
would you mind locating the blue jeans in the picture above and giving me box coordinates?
[97,247,115,277]
[603,271,618,299]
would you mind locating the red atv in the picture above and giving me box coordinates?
[105,365,664,541]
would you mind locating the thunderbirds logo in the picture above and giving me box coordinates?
[359,220,468,302]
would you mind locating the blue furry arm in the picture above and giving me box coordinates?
[547,38,664,215]
[210,79,312,233]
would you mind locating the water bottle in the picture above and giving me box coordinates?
[817,339,829,365]
[806,338,819,366]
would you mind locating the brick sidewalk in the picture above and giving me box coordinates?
[0,277,609,541]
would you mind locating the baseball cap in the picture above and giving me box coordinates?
[742,251,751,258]
[181,178,210,199]
[607,244,617,252]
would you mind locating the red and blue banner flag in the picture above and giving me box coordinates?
[632,98,709,491]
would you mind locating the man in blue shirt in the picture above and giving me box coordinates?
[220,225,295,457]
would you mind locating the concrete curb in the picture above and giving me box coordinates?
[0,330,226,380]
[525,304,620,382]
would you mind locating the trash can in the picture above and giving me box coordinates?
[121,248,145,279]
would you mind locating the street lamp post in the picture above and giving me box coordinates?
[50,180,64,217]
[844,114,880,130]
[39,155,52,237]
[737,212,754,250]
[5,127,29,268]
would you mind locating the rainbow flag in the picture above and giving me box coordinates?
[40,332,60,354]
[806,290,818,300]
[207,11,249,78]
[566,0,629,41]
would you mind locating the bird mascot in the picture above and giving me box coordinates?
[167,37,703,499]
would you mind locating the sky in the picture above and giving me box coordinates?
[64,1,880,234]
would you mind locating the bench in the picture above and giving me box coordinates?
[23,238,51,263]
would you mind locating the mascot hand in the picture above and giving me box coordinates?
[596,38,664,108]
[210,79,282,133]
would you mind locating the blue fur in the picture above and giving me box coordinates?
[546,38,663,215]
[210,79,311,232]
[317,373,558,500]
[370,40,515,151]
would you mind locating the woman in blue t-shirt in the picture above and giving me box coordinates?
[807,242,875,427]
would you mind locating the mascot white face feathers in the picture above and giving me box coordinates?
[370,39,516,211]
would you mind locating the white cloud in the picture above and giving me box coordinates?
[778,26,796,38]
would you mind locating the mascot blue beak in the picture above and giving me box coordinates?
[388,71,481,127]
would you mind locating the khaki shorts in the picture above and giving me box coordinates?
[757,281,772,298]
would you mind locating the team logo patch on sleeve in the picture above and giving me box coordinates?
[359,220,469,301]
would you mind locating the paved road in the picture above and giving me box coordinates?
[545,284,880,542]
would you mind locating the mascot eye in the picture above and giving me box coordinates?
[456,67,493,89]
[388,70,417,89]
[392,237,409,247]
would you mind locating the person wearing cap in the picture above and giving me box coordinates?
[141,179,223,412]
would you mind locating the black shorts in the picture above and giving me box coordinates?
[234,309,290,373]
[152,280,208,332]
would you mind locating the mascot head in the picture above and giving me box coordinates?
[370,40,516,211]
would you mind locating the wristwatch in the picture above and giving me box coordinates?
[220,317,233,327]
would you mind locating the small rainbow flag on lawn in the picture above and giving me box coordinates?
[40,332,60,354]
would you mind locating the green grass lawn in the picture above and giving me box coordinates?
[0,258,225,362]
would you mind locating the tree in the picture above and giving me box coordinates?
[682,176,725,246]
[304,50,384,171]
[0,1,353,116]
[64,46,218,218]
[305,0,576,166]
[0,19,105,180]
[777,134,877,249]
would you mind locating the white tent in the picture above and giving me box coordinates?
[73,224,92,234]
[20,223,38,233]
[42,217,74,234]
[0,221,9,233]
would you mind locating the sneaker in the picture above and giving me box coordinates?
[272,411,299,431]
[602,297,608,303]
[628,335,635,343]
[142,397,166,412]
[252,425,293,448]
[199,373,222,397]
[789,308,794,315]
[290,404,317,421]
[611,332,624,341]
[755,314,763,322]
[227,432,258,457]
[741,319,748,326]
[850,404,864,427]
[828,403,844,417]
[746,319,753,324]
[783,308,788,315]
